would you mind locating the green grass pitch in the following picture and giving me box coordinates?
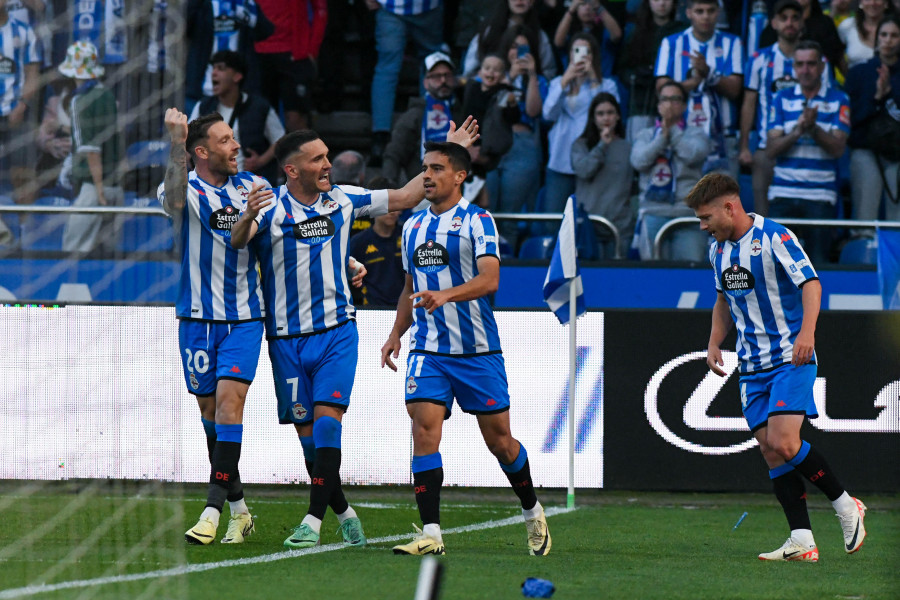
[0,482,897,599]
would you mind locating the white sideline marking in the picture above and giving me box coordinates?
[0,506,574,598]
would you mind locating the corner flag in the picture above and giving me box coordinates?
[543,196,586,324]
[877,229,900,310]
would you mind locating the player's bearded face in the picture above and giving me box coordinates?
[292,139,332,194]
[204,122,240,176]
[422,152,463,202]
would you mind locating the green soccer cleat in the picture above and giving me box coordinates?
[185,517,217,545]
[392,524,445,555]
[221,512,255,544]
[339,516,367,547]
[284,523,320,549]
[525,509,552,556]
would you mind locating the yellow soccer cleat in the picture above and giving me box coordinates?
[221,512,255,544]
[185,516,217,545]
[392,524,445,555]
[525,509,551,556]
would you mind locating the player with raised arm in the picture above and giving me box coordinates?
[230,118,480,550]
[380,141,551,557]
[685,173,867,562]
[160,108,272,545]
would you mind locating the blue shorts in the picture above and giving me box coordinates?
[739,363,819,432]
[268,321,358,425]
[178,320,264,396]
[405,352,510,418]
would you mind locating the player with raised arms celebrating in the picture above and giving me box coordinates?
[230,119,480,549]
[685,173,867,562]
[380,141,551,556]
[160,108,270,545]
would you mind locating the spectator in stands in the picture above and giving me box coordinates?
[450,0,494,62]
[740,0,812,216]
[462,0,558,79]
[631,80,712,260]
[331,150,367,186]
[189,50,285,185]
[0,0,40,206]
[826,0,856,28]
[542,32,619,214]
[348,176,405,307]
[382,52,465,185]
[367,0,444,168]
[617,0,686,141]
[846,15,900,230]
[654,0,743,177]
[485,25,549,247]
[35,81,73,196]
[185,0,273,112]
[254,0,327,132]
[317,0,375,114]
[758,0,847,77]
[766,40,850,263]
[839,0,891,69]
[462,54,520,180]
[58,41,124,255]
[571,92,633,257]
[552,0,622,77]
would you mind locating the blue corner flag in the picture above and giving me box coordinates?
[877,229,900,310]
[543,196,586,324]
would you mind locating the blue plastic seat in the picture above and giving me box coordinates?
[117,193,174,252]
[126,140,170,168]
[19,196,71,251]
[517,235,556,259]
[838,238,878,265]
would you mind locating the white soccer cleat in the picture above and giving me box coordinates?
[221,512,255,544]
[758,537,818,562]
[525,509,551,556]
[837,497,867,554]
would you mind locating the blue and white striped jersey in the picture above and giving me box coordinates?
[378,0,442,16]
[158,171,268,322]
[0,16,39,116]
[201,0,258,96]
[711,214,818,373]
[402,199,502,356]
[252,184,389,338]
[768,84,850,203]
[745,45,831,149]
[654,26,743,132]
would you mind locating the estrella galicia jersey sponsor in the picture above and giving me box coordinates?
[252,184,389,337]
[710,214,818,373]
[402,198,502,356]
[158,171,268,322]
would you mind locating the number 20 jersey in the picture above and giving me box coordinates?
[158,171,268,322]
[711,213,817,373]
[402,198,502,356]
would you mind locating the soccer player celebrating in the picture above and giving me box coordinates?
[160,108,270,545]
[380,141,551,556]
[685,173,867,562]
[230,119,480,550]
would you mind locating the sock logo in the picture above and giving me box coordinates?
[514,479,530,488]
[414,485,427,494]
[312,477,325,485]
[215,471,230,482]
[809,470,825,482]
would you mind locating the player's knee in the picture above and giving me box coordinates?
[768,437,800,461]
[484,435,516,461]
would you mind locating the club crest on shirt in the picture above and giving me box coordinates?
[322,199,339,211]
[292,403,308,421]
[414,239,450,273]
[750,239,762,256]
[235,184,249,199]
[722,263,755,297]
[293,215,335,245]
[209,204,240,233]
[406,376,417,394]
[450,216,462,231]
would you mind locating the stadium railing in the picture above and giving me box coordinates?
[492,213,622,259]
[653,217,900,260]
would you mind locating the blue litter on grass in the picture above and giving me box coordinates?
[522,577,555,598]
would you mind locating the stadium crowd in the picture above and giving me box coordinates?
[0,0,899,265]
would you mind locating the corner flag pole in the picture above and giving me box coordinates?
[567,249,577,510]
